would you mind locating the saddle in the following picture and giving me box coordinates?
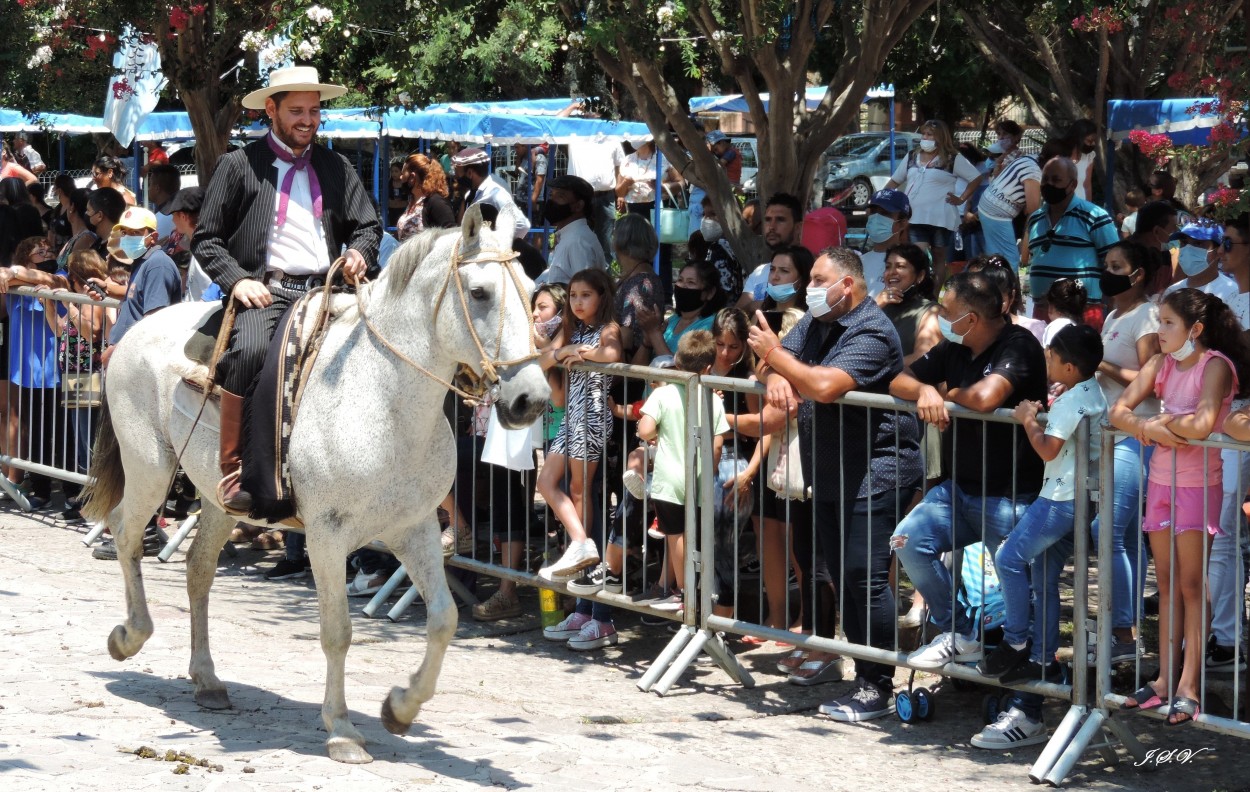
[179,290,349,528]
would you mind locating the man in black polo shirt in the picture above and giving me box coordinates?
[747,247,924,722]
[889,270,1046,669]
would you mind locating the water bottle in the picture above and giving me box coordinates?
[539,587,563,628]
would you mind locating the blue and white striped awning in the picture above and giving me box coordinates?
[1106,98,1241,147]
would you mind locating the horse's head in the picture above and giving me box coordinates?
[413,203,549,427]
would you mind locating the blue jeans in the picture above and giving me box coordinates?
[979,215,1020,269]
[892,480,1034,637]
[996,497,1075,664]
[1090,437,1150,629]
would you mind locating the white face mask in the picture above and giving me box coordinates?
[1169,332,1197,362]
[700,217,723,243]
[987,139,1007,155]
[919,139,937,153]
[807,283,847,319]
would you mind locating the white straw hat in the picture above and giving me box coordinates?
[242,66,347,110]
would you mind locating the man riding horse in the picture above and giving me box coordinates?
[192,66,381,515]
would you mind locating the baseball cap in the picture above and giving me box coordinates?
[167,186,204,214]
[450,147,489,166]
[868,188,911,218]
[706,130,729,146]
[115,206,157,232]
[1171,219,1224,244]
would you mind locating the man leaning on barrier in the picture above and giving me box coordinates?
[888,270,1047,668]
[746,247,924,722]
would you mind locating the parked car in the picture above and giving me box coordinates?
[824,132,921,209]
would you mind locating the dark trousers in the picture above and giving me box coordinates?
[813,485,918,689]
[215,288,296,395]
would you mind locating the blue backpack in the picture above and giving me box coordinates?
[958,542,1007,636]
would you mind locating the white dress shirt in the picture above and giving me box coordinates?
[266,134,330,276]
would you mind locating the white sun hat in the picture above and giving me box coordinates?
[242,66,348,110]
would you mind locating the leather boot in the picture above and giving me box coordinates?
[217,390,253,514]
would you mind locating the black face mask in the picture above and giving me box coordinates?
[543,201,574,224]
[457,176,474,193]
[1099,268,1138,298]
[34,258,57,274]
[1040,184,1070,205]
[673,286,705,314]
[1081,143,1096,154]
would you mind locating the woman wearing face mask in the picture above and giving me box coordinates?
[1093,241,1161,663]
[885,119,983,289]
[759,245,813,336]
[1162,220,1240,307]
[1063,119,1098,202]
[396,153,455,241]
[633,259,723,362]
[697,196,743,299]
[978,120,1041,268]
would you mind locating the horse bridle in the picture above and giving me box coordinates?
[354,240,539,405]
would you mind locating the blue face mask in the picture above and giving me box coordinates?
[766,282,797,302]
[865,214,896,245]
[938,312,970,345]
[118,234,149,261]
[1177,245,1212,277]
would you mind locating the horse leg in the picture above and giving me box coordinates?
[306,533,371,764]
[381,517,458,736]
[106,470,169,661]
[185,503,234,709]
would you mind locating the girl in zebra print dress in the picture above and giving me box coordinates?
[537,269,623,580]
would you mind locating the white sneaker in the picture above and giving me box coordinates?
[538,540,600,581]
[907,631,982,669]
[543,612,591,641]
[898,606,926,629]
[622,470,646,500]
[970,707,1047,750]
[567,619,618,651]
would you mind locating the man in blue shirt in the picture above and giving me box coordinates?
[1024,156,1119,326]
[102,207,183,360]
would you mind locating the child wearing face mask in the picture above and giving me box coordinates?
[1109,288,1250,725]
[1162,220,1239,308]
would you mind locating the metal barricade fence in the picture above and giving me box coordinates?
[1091,426,1250,747]
[364,360,748,686]
[0,285,117,511]
[696,374,1096,782]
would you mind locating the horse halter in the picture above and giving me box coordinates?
[354,240,539,405]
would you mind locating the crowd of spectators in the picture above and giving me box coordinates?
[4,123,1249,748]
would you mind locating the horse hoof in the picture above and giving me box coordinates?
[326,737,373,764]
[195,688,232,710]
[380,695,412,736]
[107,626,131,661]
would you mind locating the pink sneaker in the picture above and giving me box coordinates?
[568,619,618,651]
[543,611,591,641]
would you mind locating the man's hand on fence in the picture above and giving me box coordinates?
[916,384,950,430]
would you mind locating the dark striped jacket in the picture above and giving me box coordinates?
[192,138,381,293]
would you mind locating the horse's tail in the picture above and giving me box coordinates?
[81,398,124,522]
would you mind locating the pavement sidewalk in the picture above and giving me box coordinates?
[0,511,1244,791]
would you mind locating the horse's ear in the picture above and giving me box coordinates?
[460,203,484,259]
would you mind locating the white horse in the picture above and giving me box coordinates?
[83,205,549,764]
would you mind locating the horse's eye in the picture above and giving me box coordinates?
[470,287,487,300]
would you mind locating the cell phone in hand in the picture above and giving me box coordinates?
[763,310,784,333]
[86,282,107,298]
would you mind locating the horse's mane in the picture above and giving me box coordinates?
[384,227,458,298]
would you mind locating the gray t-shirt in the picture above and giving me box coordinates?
[109,248,183,344]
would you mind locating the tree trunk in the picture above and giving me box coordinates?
[179,85,240,184]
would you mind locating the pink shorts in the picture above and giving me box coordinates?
[1143,482,1223,535]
